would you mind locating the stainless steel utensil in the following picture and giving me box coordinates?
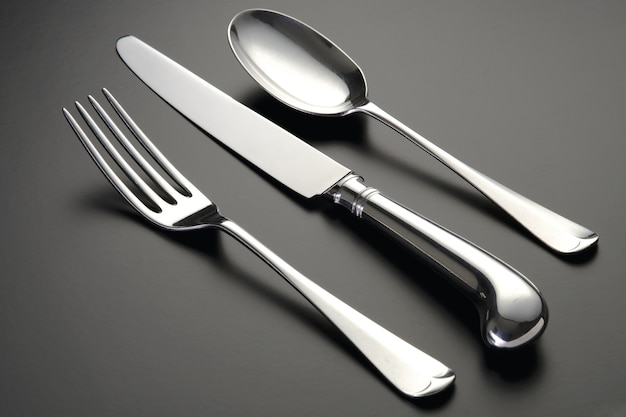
[116,36,548,349]
[227,8,598,255]
[62,88,455,398]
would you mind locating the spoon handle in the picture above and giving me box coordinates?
[359,102,598,254]
[219,219,455,398]
[328,174,548,349]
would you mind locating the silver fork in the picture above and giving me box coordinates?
[62,88,455,398]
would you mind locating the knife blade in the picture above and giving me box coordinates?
[116,35,548,349]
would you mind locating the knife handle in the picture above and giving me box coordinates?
[327,174,548,349]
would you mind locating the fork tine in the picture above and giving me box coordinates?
[63,106,159,215]
[75,99,169,210]
[90,91,186,200]
[102,88,197,197]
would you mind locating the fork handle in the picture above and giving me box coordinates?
[217,219,455,398]
[327,174,548,349]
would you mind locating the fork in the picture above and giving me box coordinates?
[62,88,455,398]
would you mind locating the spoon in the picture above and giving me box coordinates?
[228,8,598,255]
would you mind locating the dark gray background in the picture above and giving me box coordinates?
[2,1,625,416]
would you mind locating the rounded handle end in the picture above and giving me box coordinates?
[481,289,548,349]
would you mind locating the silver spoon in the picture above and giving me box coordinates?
[228,8,598,255]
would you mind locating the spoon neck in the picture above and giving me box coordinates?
[357,102,410,135]
[356,101,384,118]
[357,102,419,144]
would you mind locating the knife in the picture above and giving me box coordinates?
[116,35,547,349]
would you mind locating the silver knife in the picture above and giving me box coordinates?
[116,35,547,349]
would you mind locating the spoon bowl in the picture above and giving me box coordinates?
[228,8,598,255]
[228,9,368,115]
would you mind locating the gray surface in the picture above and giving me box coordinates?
[1,1,624,416]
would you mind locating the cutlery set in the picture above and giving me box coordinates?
[63,9,597,399]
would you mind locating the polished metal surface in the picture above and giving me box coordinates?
[4,2,625,416]
[330,174,546,349]
[116,36,350,199]
[117,36,547,349]
[227,8,598,255]
[63,88,456,398]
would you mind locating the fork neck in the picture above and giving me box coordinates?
[174,205,224,228]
